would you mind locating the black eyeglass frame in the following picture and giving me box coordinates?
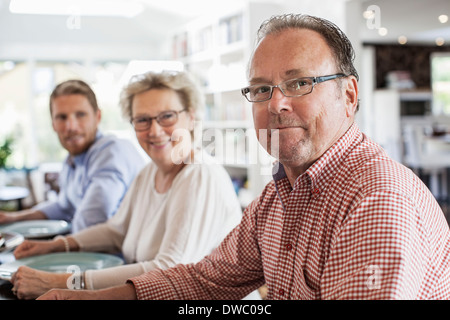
[241,73,348,102]
[130,109,187,131]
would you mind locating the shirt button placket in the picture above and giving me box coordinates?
[277,243,293,299]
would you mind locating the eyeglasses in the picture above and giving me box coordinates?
[241,73,347,102]
[131,109,187,131]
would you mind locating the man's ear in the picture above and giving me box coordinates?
[96,108,102,124]
[344,76,358,117]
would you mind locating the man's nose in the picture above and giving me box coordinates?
[65,115,80,131]
[267,87,292,114]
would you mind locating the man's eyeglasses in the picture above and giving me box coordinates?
[131,109,187,131]
[241,73,347,102]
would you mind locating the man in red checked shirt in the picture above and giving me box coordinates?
[39,13,450,300]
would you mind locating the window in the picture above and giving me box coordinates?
[431,53,450,116]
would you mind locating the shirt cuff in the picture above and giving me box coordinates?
[128,270,176,300]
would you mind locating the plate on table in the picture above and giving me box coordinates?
[0,220,71,239]
[0,252,124,281]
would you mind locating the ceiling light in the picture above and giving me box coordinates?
[9,0,144,17]
[398,36,408,45]
[435,37,445,46]
[378,27,388,36]
[438,15,448,23]
[363,10,375,20]
[143,0,245,17]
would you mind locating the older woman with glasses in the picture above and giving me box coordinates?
[9,71,244,299]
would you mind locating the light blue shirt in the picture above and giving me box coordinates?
[34,131,145,233]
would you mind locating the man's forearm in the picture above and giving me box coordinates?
[0,209,47,223]
[14,209,47,221]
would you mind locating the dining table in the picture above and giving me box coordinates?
[0,224,124,300]
[0,251,16,300]
[0,219,72,300]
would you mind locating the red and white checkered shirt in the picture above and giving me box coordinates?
[130,124,450,300]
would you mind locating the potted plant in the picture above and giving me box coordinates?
[0,136,13,168]
[0,136,13,188]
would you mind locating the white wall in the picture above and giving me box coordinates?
[0,1,176,62]
[0,42,159,62]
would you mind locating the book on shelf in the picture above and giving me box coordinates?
[219,14,243,46]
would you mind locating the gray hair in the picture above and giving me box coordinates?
[255,13,359,82]
[119,70,204,122]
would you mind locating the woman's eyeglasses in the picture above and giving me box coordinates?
[131,109,187,131]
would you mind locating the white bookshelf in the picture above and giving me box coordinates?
[172,2,280,206]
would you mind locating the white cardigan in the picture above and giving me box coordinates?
[72,151,242,290]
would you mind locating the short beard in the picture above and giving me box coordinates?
[265,128,313,166]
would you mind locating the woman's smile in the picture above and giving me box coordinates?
[149,139,171,148]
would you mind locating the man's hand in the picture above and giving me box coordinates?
[37,288,94,300]
[37,284,138,300]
